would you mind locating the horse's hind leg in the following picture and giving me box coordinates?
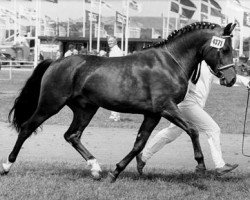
[1,96,66,175]
[108,114,161,182]
[64,104,101,179]
[161,103,206,172]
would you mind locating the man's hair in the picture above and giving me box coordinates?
[69,44,74,49]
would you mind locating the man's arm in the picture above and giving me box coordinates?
[234,75,250,88]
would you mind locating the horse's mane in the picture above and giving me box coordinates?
[143,22,220,50]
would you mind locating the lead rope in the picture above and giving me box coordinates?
[242,89,250,157]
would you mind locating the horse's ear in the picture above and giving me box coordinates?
[223,23,236,35]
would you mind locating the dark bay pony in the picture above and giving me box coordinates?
[3,22,236,182]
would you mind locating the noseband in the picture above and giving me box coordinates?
[218,63,235,70]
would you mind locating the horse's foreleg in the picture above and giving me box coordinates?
[161,104,206,172]
[64,104,101,179]
[108,114,161,182]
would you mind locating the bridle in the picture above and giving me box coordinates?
[209,35,235,78]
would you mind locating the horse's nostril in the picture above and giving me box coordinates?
[229,77,236,87]
[232,77,236,84]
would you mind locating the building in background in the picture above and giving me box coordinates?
[1,0,250,64]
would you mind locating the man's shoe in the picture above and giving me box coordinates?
[216,163,238,176]
[136,153,146,175]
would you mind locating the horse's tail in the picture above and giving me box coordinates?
[8,59,54,133]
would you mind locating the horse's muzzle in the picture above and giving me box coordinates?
[220,76,236,87]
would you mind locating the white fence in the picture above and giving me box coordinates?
[0,60,34,80]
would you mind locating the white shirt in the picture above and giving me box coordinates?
[14,36,29,47]
[109,45,123,57]
[64,49,78,57]
[180,62,250,108]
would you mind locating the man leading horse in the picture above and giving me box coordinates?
[2,22,238,182]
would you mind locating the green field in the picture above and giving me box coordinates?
[0,69,250,200]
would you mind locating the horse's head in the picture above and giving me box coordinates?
[202,23,237,87]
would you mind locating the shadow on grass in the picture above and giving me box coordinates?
[118,169,247,182]
[112,169,250,191]
[6,161,249,189]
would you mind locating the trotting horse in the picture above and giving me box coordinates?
[2,22,236,182]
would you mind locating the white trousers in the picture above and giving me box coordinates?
[142,102,225,168]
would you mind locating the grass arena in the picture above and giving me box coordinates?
[0,69,250,199]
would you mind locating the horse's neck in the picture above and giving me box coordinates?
[167,32,209,79]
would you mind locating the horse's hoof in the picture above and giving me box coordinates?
[91,171,101,181]
[107,172,117,183]
[195,165,206,175]
[2,162,13,172]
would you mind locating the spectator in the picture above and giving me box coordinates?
[79,45,88,55]
[56,50,62,59]
[98,50,107,57]
[107,35,123,122]
[64,44,78,57]
[13,33,29,47]
[39,51,44,61]
[88,50,98,56]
